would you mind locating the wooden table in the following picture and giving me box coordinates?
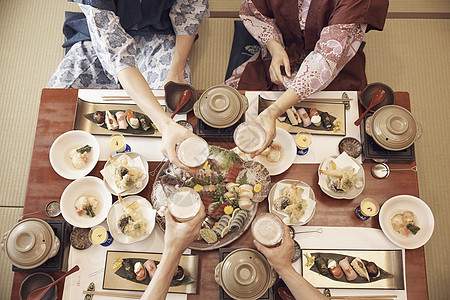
[11,89,428,299]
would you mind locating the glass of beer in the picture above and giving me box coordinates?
[233,121,266,155]
[167,187,202,222]
[251,213,285,247]
[176,137,209,168]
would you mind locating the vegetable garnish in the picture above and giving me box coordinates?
[76,145,92,153]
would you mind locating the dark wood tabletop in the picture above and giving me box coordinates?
[11,89,427,299]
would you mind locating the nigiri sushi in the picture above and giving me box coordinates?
[310,108,322,127]
[143,259,158,279]
[93,111,105,126]
[125,109,140,129]
[320,111,332,130]
[366,262,380,278]
[298,108,312,127]
[339,257,357,281]
[134,262,147,281]
[286,107,301,125]
[115,111,128,129]
[139,115,151,131]
[351,257,370,281]
[105,110,118,130]
[327,259,344,279]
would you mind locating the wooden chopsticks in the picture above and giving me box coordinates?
[100,95,165,101]
[329,296,397,300]
[83,290,142,298]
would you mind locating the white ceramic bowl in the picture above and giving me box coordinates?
[49,130,100,180]
[255,127,296,176]
[318,156,365,200]
[60,176,112,228]
[379,195,434,249]
[107,195,156,244]
[268,179,316,225]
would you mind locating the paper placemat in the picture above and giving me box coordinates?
[245,91,362,164]
[62,221,189,300]
[291,226,407,299]
[77,89,187,162]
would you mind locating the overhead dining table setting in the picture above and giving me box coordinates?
[6,85,432,300]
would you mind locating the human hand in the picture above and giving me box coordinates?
[163,203,206,256]
[159,120,204,172]
[253,225,294,273]
[266,39,291,85]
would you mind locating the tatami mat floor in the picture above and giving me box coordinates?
[1,1,449,299]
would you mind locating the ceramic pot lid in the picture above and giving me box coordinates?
[367,105,421,151]
[219,248,273,299]
[194,85,248,128]
[3,218,55,268]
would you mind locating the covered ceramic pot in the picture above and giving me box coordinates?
[215,248,278,300]
[365,105,422,151]
[1,218,60,269]
[194,85,248,128]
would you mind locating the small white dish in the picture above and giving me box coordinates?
[318,154,365,200]
[268,179,316,225]
[49,130,100,180]
[107,195,156,244]
[379,195,434,249]
[60,176,112,228]
[254,127,296,176]
[101,152,149,196]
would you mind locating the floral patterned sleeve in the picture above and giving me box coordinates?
[79,4,137,82]
[284,23,367,99]
[240,0,284,58]
[170,0,209,36]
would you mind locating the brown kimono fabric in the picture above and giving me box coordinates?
[237,0,389,92]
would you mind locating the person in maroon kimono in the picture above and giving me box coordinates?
[225,0,389,155]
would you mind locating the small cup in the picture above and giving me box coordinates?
[89,225,113,246]
[251,213,284,247]
[167,187,202,222]
[110,133,130,153]
[176,137,209,168]
[295,132,312,156]
[355,198,380,221]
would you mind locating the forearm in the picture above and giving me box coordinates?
[140,249,182,300]
[277,266,327,300]
[170,35,196,75]
[262,89,299,121]
[117,67,173,133]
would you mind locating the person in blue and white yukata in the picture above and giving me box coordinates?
[48,0,209,170]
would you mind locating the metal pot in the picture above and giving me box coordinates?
[215,248,278,300]
[194,85,248,128]
[365,105,422,151]
[1,218,60,269]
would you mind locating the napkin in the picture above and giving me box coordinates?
[100,154,146,194]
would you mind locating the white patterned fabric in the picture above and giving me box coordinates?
[48,0,208,89]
